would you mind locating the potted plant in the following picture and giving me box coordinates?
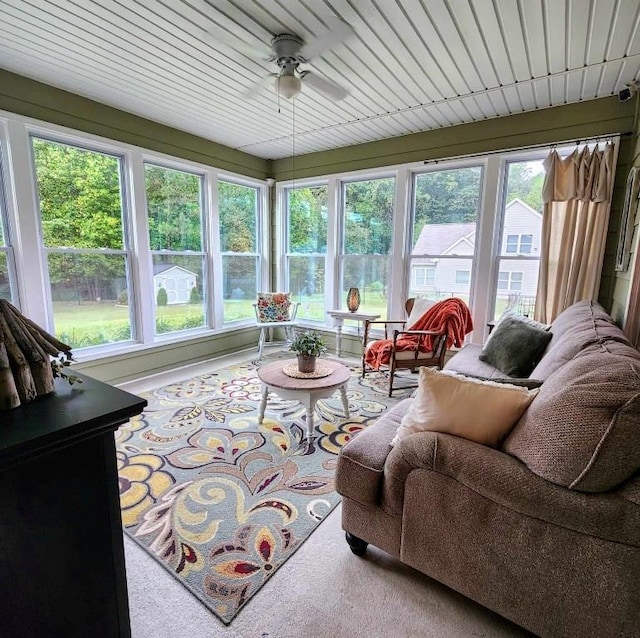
[289,330,327,373]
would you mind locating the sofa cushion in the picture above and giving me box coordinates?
[407,297,435,328]
[487,308,550,344]
[444,344,506,378]
[530,301,633,379]
[391,367,538,448]
[256,292,292,322]
[479,315,552,377]
[504,342,640,492]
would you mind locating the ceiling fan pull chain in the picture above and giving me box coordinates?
[292,98,296,189]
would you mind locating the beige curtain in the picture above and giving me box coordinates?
[534,143,616,323]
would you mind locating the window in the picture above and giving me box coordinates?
[494,160,544,319]
[341,177,394,318]
[285,185,327,321]
[32,137,132,349]
[505,233,533,254]
[414,265,436,288]
[498,271,524,291]
[505,234,519,253]
[0,147,15,304]
[520,234,533,254]
[145,164,206,335]
[218,180,260,322]
[409,167,483,305]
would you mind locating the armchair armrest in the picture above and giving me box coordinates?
[363,319,407,344]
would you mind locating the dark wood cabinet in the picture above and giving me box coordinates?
[0,372,146,638]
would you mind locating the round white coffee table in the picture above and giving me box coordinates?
[257,358,351,442]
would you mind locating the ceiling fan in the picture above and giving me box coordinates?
[243,20,354,102]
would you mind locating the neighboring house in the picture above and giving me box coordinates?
[411,199,542,304]
[153,264,197,304]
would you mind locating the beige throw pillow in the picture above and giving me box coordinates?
[391,368,539,448]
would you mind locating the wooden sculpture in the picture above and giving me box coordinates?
[0,299,78,411]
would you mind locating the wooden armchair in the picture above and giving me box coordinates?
[362,298,448,396]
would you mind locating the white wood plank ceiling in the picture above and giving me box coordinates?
[1,0,639,160]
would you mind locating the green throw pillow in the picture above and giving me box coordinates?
[479,315,553,377]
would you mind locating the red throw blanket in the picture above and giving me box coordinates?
[365,298,473,371]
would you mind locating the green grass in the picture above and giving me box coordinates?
[52,288,394,349]
[53,301,206,348]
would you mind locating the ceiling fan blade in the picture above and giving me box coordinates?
[300,71,350,101]
[299,18,354,61]
[202,24,272,60]
[242,74,279,100]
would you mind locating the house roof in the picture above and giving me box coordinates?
[412,223,475,256]
[412,199,539,255]
[0,1,637,160]
[152,264,196,277]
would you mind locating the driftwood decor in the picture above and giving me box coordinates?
[0,299,78,411]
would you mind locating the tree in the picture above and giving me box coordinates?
[413,167,482,230]
[145,165,202,251]
[219,181,258,298]
[157,287,168,306]
[32,138,126,301]
[505,162,544,213]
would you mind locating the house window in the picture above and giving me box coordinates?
[520,234,533,253]
[414,265,436,287]
[218,180,260,322]
[145,163,206,335]
[409,166,483,304]
[505,233,533,254]
[498,271,524,291]
[285,185,328,321]
[31,137,132,349]
[341,177,395,318]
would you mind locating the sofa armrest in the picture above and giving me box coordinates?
[335,399,411,506]
[383,431,640,545]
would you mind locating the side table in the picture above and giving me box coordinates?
[326,310,381,357]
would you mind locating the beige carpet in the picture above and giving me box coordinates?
[125,503,533,638]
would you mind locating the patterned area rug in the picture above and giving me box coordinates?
[116,355,412,624]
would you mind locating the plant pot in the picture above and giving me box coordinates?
[297,354,317,373]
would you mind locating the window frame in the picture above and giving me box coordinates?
[1,111,268,361]
[282,182,330,323]
[217,176,263,325]
[30,133,135,349]
[144,161,209,336]
[0,134,18,306]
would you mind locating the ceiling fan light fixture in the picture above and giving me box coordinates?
[276,74,302,99]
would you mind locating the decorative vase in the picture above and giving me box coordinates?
[297,354,317,373]
[346,287,360,313]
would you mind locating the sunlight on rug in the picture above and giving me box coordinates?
[116,354,412,624]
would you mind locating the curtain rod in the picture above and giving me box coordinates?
[422,131,632,165]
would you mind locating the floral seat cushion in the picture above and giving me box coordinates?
[256,292,292,322]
